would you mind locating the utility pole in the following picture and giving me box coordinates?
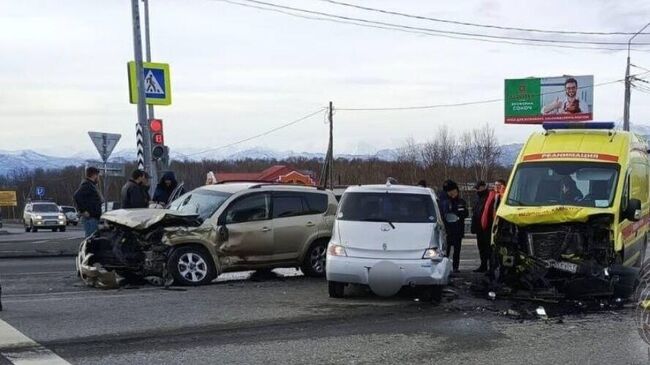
[623,22,650,131]
[130,0,155,188]
[328,101,334,190]
[319,103,334,189]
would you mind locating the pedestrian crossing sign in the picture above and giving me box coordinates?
[127,61,172,106]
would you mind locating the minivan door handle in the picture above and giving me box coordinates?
[306,221,315,227]
[261,227,271,232]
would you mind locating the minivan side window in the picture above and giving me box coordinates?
[273,194,304,218]
[226,194,270,224]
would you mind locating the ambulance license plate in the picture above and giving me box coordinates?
[550,261,578,273]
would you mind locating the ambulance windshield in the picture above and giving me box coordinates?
[507,162,619,208]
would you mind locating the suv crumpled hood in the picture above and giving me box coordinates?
[101,209,200,230]
[497,204,612,226]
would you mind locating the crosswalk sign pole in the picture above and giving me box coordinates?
[130,0,157,191]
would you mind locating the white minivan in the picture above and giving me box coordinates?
[326,182,451,301]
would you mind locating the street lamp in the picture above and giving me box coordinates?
[623,21,650,131]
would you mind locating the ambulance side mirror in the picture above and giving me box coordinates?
[626,198,642,222]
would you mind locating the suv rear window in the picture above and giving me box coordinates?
[338,192,436,223]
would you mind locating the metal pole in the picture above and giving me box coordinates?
[143,0,155,121]
[131,0,154,187]
[623,22,650,131]
[103,161,108,213]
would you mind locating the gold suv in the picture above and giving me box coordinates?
[78,183,337,287]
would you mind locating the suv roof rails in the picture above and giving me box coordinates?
[215,180,271,185]
[249,182,324,190]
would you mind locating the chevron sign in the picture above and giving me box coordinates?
[136,123,145,171]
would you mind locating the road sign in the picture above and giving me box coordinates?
[86,161,125,177]
[35,186,45,198]
[88,132,121,162]
[128,61,172,106]
[0,191,17,207]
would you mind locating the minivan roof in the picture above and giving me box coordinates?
[344,184,433,194]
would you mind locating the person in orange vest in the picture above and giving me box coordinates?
[481,179,507,233]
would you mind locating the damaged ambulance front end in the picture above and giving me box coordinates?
[77,209,213,289]
[492,159,645,301]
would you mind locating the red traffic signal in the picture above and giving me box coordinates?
[149,119,163,133]
[149,119,165,160]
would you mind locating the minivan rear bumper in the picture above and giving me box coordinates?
[326,256,451,286]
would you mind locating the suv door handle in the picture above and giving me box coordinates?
[306,222,315,227]
[261,227,271,232]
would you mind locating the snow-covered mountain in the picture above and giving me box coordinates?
[3,124,648,175]
[0,147,400,176]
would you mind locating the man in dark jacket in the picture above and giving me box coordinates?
[73,167,103,237]
[121,170,149,209]
[471,181,490,272]
[153,171,183,206]
[438,180,468,273]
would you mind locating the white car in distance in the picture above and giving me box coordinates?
[326,182,450,302]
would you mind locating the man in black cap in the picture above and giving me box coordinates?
[437,179,468,273]
[471,181,490,272]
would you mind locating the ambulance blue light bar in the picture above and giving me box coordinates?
[542,122,615,130]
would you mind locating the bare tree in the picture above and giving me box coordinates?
[395,136,420,184]
[471,123,502,181]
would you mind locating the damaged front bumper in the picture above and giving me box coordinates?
[493,216,639,300]
[76,209,203,289]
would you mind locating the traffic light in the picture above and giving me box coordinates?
[149,118,165,160]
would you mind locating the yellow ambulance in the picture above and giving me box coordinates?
[493,122,648,300]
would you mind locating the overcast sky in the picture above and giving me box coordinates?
[1,0,650,157]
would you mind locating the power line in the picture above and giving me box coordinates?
[318,0,650,36]
[184,107,327,157]
[222,0,650,46]
[217,0,649,52]
[336,74,650,111]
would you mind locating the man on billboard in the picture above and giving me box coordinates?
[541,77,590,115]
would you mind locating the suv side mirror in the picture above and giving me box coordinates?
[626,198,642,221]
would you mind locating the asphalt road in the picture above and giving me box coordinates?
[0,223,84,257]
[0,242,647,364]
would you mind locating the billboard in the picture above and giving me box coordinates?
[0,191,17,207]
[504,75,593,124]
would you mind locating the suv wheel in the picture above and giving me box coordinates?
[302,240,327,277]
[168,246,215,286]
[30,220,38,233]
[328,281,345,298]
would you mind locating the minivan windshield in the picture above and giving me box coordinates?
[338,192,436,223]
[33,204,60,213]
[168,188,232,221]
[507,162,619,208]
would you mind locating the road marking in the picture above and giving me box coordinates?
[0,318,71,364]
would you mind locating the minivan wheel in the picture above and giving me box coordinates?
[302,240,328,277]
[30,221,38,233]
[328,281,345,298]
[168,246,215,286]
